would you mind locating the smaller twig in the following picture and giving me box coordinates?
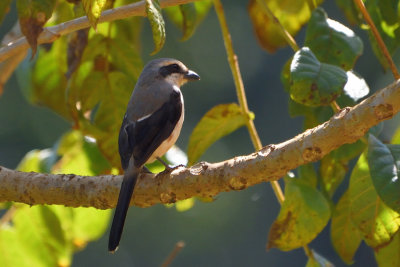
[161,241,185,267]
[353,0,400,79]
[255,0,299,52]
[0,22,27,94]
[330,101,341,113]
[0,205,16,227]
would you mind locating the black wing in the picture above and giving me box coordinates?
[118,90,182,169]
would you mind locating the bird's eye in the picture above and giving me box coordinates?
[170,64,180,72]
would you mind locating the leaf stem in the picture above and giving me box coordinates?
[255,0,299,52]
[213,0,284,204]
[353,0,400,79]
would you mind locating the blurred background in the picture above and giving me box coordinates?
[0,0,398,266]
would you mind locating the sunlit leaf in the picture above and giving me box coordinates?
[290,47,348,106]
[305,8,363,70]
[175,198,195,212]
[165,1,212,41]
[146,0,166,55]
[375,230,400,267]
[30,37,70,119]
[367,134,400,213]
[267,177,330,251]
[248,0,323,52]
[187,103,251,166]
[320,155,347,197]
[71,207,111,247]
[54,130,111,175]
[16,0,56,55]
[82,0,110,29]
[343,71,369,102]
[331,192,362,264]
[349,154,400,248]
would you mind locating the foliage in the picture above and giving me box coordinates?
[1,0,400,266]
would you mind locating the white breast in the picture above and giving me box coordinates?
[146,91,184,163]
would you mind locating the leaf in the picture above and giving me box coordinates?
[298,163,318,188]
[0,0,11,24]
[343,71,369,102]
[187,103,251,166]
[175,198,195,212]
[375,230,400,267]
[53,130,111,176]
[367,134,400,213]
[29,36,70,119]
[363,0,400,70]
[165,1,212,41]
[320,155,347,197]
[290,47,348,107]
[248,0,323,52]
[320,140,366,197]
[267,178,331,251]
[82,0,108,29]
[146,0,166,55]
[16,0,56,56]
[71,207,111,247]
[335,0,362,25]
[331,191,362,264]
[66,29,89,79]
[349,153,400,248]
[305,7,363,70]
[16,149,56,173]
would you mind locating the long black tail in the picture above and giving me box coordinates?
[108,166,140,252]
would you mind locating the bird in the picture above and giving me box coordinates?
[108,58,200,252]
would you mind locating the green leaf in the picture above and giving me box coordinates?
[82,0,108,29]
[290,47,348,107]
[267,178,330,251]
[363,0,400,70]
[331,191,362,264]
[375,230,400,267]
[248,0,323,52]
[349,153,400,248]
[305,8,363,70]
[71,207,111,246]
[298,163,318,188]
[320,155,347,197]
[175,198,195,212]
[30,36,70,119]
[146,0,166,55]
[343,71,369,102]
[367,134,400,213]
[335,0,362,25]
[0,0,11,24]
[54,130,111,176]
[16,149,55,173]
[187,103,250,166]
[16,0,56,55]
[165,1,212,41]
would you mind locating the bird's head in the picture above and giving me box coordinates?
[142,58,200,87]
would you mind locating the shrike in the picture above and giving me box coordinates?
[108,58,200,252]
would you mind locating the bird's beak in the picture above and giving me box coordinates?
[185,70,200,81]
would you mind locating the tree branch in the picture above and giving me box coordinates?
[1,79,399,209]
[0,0,199,64]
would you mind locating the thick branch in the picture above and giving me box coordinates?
[0,0,199,63]
[1,80,400,209]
